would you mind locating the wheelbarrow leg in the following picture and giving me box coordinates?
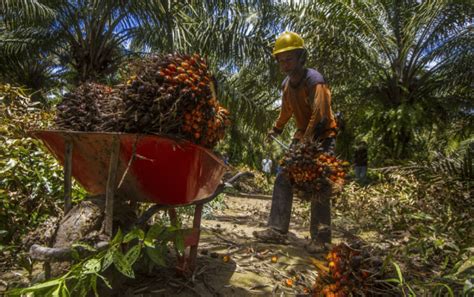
[168,208,186,270]
[188,204,203,270]
[64,138,73,214]
[104,136,120,237]
[44,262,51,280]
[46,138,73,279]
[168,205,203,273]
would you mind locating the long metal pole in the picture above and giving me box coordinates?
[269,134,290,150]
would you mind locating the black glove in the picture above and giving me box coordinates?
[267,127,282,142]
[290,138,300,148]
[314,117,328,139]
[266,131,277,143]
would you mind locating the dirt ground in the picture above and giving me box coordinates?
[116,194,341,297]
[1,194,342,296]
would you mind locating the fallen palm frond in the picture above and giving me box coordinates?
[333,160,473,295]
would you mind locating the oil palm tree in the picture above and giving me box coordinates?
[284,0,473,160]
[2,0,288,164]
[129,1,288,164]
[0,1,58,97]
[1,1,197,84]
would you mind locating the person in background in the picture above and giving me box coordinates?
[253,31,337,253]
[275,164,282,176]
[262,157,273,180]
[223,154,229,165]
[354,141,368,182]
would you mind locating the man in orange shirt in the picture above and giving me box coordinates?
[253,32,337,253]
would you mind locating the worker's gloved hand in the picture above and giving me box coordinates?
[266,130,278,142]
[301,136,311,144]
[314,117,328,137]
[290,138,300,148]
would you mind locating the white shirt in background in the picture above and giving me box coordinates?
[262,158,272,174]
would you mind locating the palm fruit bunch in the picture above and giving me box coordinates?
[118,53,230,148]
[280,141,347,200]
[55,82,123,132]
[312,243,393,297]
[181,95,230,148]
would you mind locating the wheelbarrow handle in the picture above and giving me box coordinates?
[224,171,254,187]
[136,171,253,227]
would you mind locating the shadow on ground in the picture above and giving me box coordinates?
[2,195,325,296]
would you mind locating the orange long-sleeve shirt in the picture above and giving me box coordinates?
[273,68,337,141]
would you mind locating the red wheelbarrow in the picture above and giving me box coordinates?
[30,130,249,273]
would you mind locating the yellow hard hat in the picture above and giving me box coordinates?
[272,31,305,56]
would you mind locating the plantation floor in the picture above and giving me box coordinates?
[115,194,345,296]
[1,194,347,296]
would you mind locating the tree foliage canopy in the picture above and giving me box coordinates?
[0,0,472,164]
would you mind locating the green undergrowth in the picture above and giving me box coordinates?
[333,160,473,295]
[0,85,86,249]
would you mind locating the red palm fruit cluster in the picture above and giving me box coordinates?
[312,243,388,297]
[119,53,230,148]
[55,82,123,132]
[280,141,347,198]
[181,94,230,147]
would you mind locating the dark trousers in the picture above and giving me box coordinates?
[267,138,335,243]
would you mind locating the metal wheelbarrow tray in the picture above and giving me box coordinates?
[30,130,229,273]
[31,130,227,205]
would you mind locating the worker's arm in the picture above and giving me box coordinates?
[303,84,332,141]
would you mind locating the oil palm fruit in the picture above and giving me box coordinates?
[55,53,230,149]
[280,141,347,200]
[118,53,230,148]
[55,82,123,132]
[312,243,390,296]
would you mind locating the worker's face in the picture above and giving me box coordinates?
[276,50,302,76]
